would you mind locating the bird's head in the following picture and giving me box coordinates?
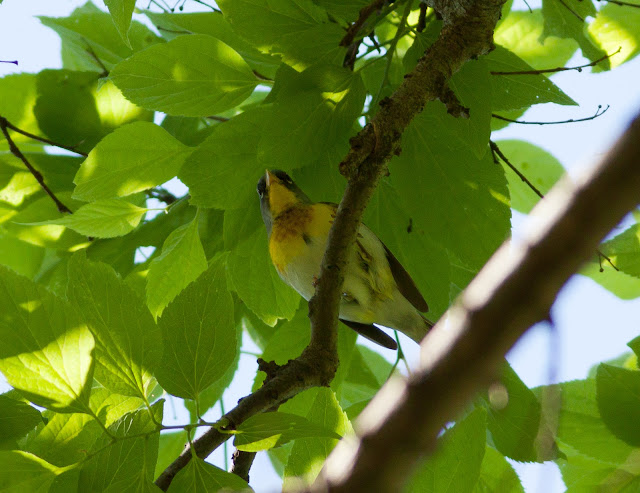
[257,169,311,235]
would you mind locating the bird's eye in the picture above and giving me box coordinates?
[257,179,267,198]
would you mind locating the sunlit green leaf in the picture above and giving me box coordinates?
[494,9,578,69]
[146,215,207,319]
[541,0,607,64]
[284,388,351,487]
[0,233,44,278]
[144,11,281,78]
[0,266,94,413]
[25,199,149,238]
[580,260,640,300]
[67,252,161,399]
[599,224,640,278]
[155,431,187,481]
[79,402,162,492]
[155,256,237,400]
[495,140,565,214]
[589,0,640,70]
[73,122,191,201]
[0,74,41,142]
[0,451,67,491]
[111,34,259,117]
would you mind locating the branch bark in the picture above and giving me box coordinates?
[312,111,640,492]
[155,0,506,489]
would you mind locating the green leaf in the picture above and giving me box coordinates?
[79,402,163,492]
[541,0,607,64]
[217,0,344,68]
[67,252,161,399]
[473,446,524,493]
[364,179,451,319]
[313,0,369,22]
[155,256,237,400]
[0,233,44,278]
[257,65,366,171]
[105,0,136,47]
[494,9,578,69]
[485,46,577,111]
[233,412,342,452]
[40,5,162,72]
[227,227,300,325]
[23,412,102,467]
[73,121,191,201]
[405,408,487,493]
[340,345,393,415]
[495,140,565,214]
[146,215,207,319]
[0,451,66,491]
[559,453,640,492]
[483,362,557,462]
[284,388,351,487]
[589,0,640,70]
[0,394,43,441]
[449,59,492,158]
[599,224,640,278]
[580,260,640,300]
[0,74,41,142]
[0,266,95,413]
[180,108,268,209]
[25,199,149,238]
[389,102,511,271]
[155,431,187,481]
[111,34,259,117]
[144,11,281,78]
[541,379,635,464]
[596,364,640,447]
[167,457,251,492]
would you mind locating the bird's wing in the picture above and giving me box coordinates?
[382,243,429,312]
[340,319,398,350]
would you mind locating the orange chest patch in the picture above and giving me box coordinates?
[269,206,313,272]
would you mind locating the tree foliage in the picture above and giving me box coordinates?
[0,0,639,491]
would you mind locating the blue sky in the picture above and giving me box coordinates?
[1,1,640,491]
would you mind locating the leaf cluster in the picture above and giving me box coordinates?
[0,0,639,491]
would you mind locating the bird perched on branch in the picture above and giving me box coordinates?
[257,169,433,350]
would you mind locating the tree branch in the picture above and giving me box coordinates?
[0,116,73,214]
[313,111,640,492]
[155,0,506,489]
[340,0,387,47]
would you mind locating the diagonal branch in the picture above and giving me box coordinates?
[314,111,640,492]
[155,0,507,489]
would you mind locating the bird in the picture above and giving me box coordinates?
[257,169,434,351]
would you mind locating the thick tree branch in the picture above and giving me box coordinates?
[155,0,506,489]
[313,111,640,492]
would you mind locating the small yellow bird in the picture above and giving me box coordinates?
[257,170,434,350]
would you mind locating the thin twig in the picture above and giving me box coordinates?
[0,117,88,156]
[490,140,619,271]
[156,25,192,35]
[84,42,108,78]
[490,48,621,75]
[207,115,230,122]
[0,60,18,65]
[340,0,387,47]
[0,117,73,214]
[416,3,428,32]
[557,0,585,22]
[492,105,609,125]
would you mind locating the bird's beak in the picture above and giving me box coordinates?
[265,169,273,188]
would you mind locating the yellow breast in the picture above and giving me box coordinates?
[268,203,334,274]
